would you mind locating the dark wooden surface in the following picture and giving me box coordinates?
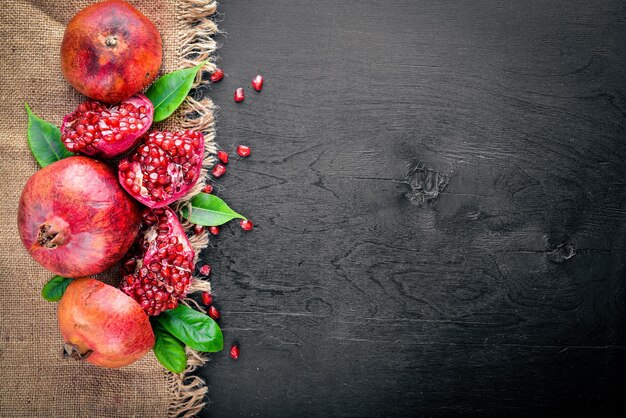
[197,1,626,416]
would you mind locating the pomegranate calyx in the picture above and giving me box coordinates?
[36,217,70,248]
[62,342,93,361]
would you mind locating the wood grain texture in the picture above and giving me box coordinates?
[197,0,626,416]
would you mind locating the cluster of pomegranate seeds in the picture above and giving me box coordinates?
[217,150,229,164]
[202,184,213,194]
[62,98,151,156]
[240,219,254,231]
[230,343,240,360]
[237,145,251,157]
[210,68,224,82]
[199,264,211,276]
[201,291,213,306]
[234,88,245,103]
[118,130,205,208]
[121,207,195,316]
[212,163,226,178]
[209,226,220,236]
[208,305,221,320]
[252,75,263,91]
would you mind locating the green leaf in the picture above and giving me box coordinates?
[41,276,72,302]
[157,305,223,353]
[25,103,73,167]
[181,193,246,226]
[152,320,187,373]
[146,63,206,122]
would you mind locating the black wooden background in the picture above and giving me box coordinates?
[197,0,626,416]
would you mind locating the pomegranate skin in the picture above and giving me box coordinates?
[61,0,162,103]
[58,278,155,368]
[18,156,141,277]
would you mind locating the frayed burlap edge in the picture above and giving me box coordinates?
[166,1,222,417]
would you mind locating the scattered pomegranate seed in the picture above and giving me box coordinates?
[208,305,221,320]
[202,184,213,194]
[230,343,240,360]
[193,224,206,235]
[251,75,264,91]
[199,264,211,276]
[209,226,220,236]
[240,219,253,231]
[234,88,245,102]
[212,163,226,178]
[210,68,224,82]
[237,145,251,157]
[201,292,213,306]
[217,150,229,164]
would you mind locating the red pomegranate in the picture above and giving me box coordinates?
[58,278,155,368]
[61,0,162,103]
[18,156,141,277]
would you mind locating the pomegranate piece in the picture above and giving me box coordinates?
[217,150,229,164]
[118,130,205,208]
[240,219,254,231]
[59,278,154,368]
[201,292,213,306]
[234,88,245,102]
[202,184,213,194]
[210,68,224,82]
[61,94,153,158]
[212,163,226,178]
[121,207,195,316]
[230,343,240,360]
[208,305,221,320]
[61,0,162,103]
[251,75,264,91]
[237,145,251,157]
[199,264,211,276]
[18,156,141,277]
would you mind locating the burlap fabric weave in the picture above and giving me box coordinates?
[0,1,218,416]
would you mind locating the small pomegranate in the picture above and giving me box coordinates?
[61,94,153,158]
[18,156,141,277]
[58,278,154,368]
[118,130,205,208]
[121,207,195,316]
[237,145,251,157]
[234,88,245,103]
[252,75,264,91]
[61,0,162,103]
[210,68,224,82]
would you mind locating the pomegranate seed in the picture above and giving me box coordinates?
[240,219,253,231]
[202,184,213,194]
[199,264,211,276]
[234,88,245,102]
[193,224,205,235]
[208,305,221,320]
[217,150,229,164]
[201,292,213,306]
[251,75,264,91]
[210,68,224,82]
[230,343,240,360]
[212,163,226,178]
[209,226,220,236]
[237,145,251,157]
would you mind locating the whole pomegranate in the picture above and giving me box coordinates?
[58,278,155,368]
[118,130,205,208]
[121,207,195,316]
[61,0,162,103]
[18,156,141,277]
[61,94,153,158]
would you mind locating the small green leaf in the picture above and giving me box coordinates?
[146,63,206,122]
[25,103,73,167]
[181,193,246,226]
[157,305,223,353]
[41,276,73,302]
[152,320,187,373]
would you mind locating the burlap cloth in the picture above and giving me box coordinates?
[0,1,219,416]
